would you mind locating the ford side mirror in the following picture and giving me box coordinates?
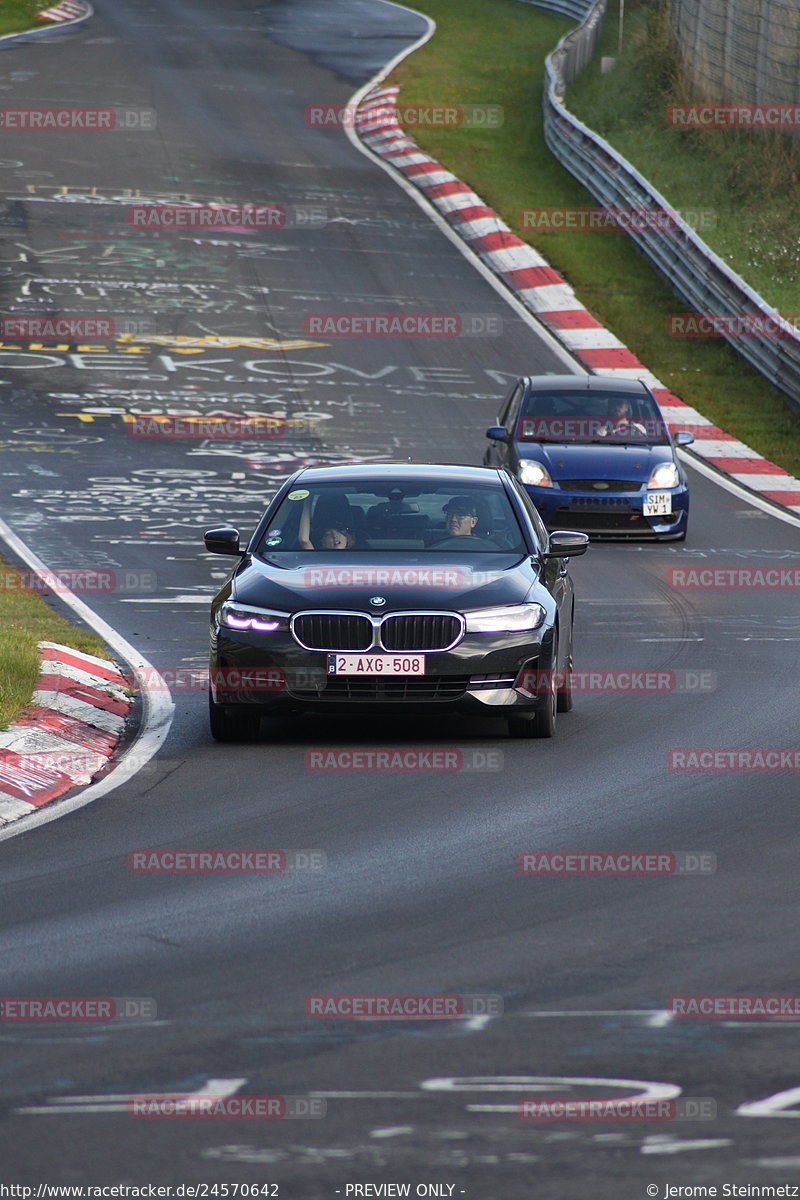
[486,425,508,441]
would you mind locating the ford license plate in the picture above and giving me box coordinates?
[644,491,671,516]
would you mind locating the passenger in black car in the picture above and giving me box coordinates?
[298,498,356,549]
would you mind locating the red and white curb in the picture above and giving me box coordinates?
[36,0,86,22]
[0,642,131,827]
[355,85,800,518]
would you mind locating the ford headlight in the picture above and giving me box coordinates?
[519,459,553,488]
[648,462,680,489]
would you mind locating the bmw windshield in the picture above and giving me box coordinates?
[255,481,528,558]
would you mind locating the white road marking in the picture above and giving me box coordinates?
[736,1085,800,1118]
[463,1015,495,1032]
[15,1077,246,1116]
[640,1136,733,1155]
[119,596,209,604]
[422,1075,681,1114]
[518,1010,660,1017]
[370,1126,414,1138]
[310,1091,420,1099]
[678,450,800,531]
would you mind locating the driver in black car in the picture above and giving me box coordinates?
[443,496,479,537]
[431,497,497,548]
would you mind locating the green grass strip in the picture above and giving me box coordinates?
[569,1,800,318]
[0,554,110,730]
[390,0,800,478]
[0,1,52,36]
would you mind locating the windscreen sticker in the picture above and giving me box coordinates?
[287,489,309,500]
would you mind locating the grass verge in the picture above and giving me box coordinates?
[389,0,800,478]
[0,554,110,730]
[569,0,800,317]
[0,1,53,37]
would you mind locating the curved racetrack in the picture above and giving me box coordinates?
[0,2,799,1194]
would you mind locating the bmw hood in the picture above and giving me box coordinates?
[231,553,536,613]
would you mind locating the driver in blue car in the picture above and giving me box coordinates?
[599,399,648,437]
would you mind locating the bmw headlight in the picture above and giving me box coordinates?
[518,459,553,488]
[465,603,547,634]
[648,462,680,489]
[220,602,290,633]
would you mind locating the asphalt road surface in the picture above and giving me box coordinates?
[0,1,799,1196]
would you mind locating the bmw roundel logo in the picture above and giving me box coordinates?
[369,595,387,607]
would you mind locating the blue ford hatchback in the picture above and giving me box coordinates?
[484,374,694,540]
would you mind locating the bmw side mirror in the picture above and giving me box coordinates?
[204,528,245,556]
[674,430,695,446]
[486,425,508,441]
[545,531,589,559]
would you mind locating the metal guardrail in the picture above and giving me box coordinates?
[533,0,800,415]
[516,0,597,20]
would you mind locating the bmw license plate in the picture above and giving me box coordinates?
[644,491,671,516]
[327,653,425,676]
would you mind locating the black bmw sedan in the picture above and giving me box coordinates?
[204,463,588,740]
